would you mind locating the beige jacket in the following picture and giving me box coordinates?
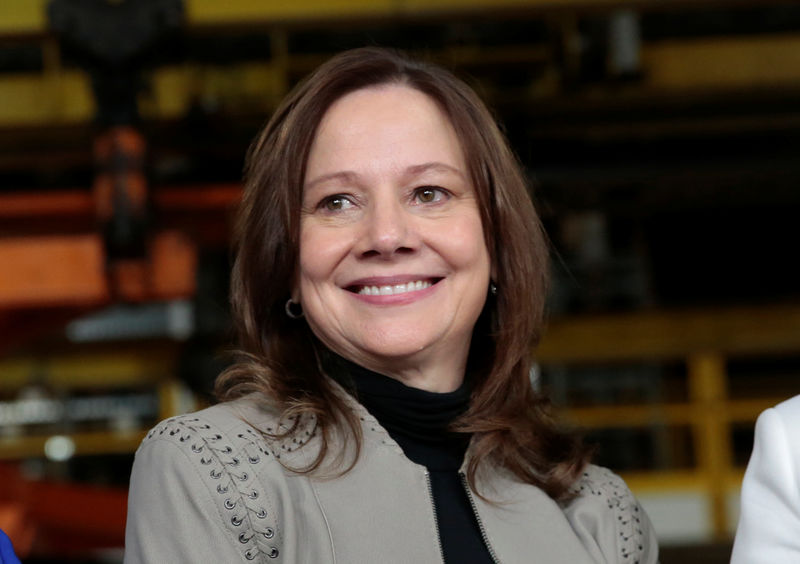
[125,393,659,563]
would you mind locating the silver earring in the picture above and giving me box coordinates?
[490,282,498,295]
[285,299,304,319]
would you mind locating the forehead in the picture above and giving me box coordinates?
[320,83,449,128]
[306,84,466,179]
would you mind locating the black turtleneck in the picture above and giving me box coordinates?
[325,354,494,564]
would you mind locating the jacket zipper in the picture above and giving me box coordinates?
[424,470,446,563]
[459,472,501,564]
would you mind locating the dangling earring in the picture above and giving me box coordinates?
[285,298,304,319]
[489,282,498,296]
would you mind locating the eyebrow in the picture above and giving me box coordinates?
[304,161,466,191]
[404,161,467,181]
[304,170,360,191]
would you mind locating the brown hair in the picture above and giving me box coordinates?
[216,47,591,500]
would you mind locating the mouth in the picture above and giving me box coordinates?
[346,277,442,296]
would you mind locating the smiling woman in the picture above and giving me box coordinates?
[297,85,490,393]
[124,48,659,564]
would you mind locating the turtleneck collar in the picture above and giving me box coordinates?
[322,351,472,469]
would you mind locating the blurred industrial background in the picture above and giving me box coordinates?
[1,0,799,562]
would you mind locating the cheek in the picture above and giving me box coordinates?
[297,224,353,289]
[298,224,327,277]
[447,216,491,270]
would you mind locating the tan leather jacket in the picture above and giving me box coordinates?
[124,392,659,563]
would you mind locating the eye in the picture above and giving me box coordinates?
[413,186,448,204]
[320,195,354,212]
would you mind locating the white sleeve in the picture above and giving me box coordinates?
[731,399,800,564]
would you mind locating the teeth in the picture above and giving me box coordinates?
[358,280,432,296]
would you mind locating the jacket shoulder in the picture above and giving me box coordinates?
[773,394,800,426]
[126,396,313,563]
[730,395,800,563]
[561,464,659,564]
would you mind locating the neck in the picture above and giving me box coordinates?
[323,351,473,451]
[322,341,469,393]
[366,362,465,393]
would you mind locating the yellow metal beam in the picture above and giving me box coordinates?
[688,353,733,541]
[140,63,287,119]
[4,29,800,127]
[0,71,94,126]
[185,0,667,24]
[158,378,184,421]
[0,0,47,36]
[185,0,396,25]
[0,46,548,127]
[0,429,147,460]
[1,0,787,36]
[0,348,179,390]
[538,304,800,363]
[621,468,744,493]
[642,33,800,90]
[564,397,783,429]
[0,62,285,126]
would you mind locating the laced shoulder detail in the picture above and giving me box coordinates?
[567,465,648,564]
[142,411,301,562]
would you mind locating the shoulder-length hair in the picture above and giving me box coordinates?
[216,47,590,500]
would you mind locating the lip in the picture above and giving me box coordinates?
[344,274,441,288]
[343,275,443,305]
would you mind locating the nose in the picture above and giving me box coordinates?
[358,198,417,259]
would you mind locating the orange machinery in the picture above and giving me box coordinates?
[0,127,241,354]
[0,124,240,556]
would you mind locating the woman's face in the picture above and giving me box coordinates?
[296,84,491,391]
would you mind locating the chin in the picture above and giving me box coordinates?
[357,335,435,361]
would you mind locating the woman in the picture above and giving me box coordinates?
[731,394,800,563]
[125,47,658,563]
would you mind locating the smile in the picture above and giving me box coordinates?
[356,280,432,296]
